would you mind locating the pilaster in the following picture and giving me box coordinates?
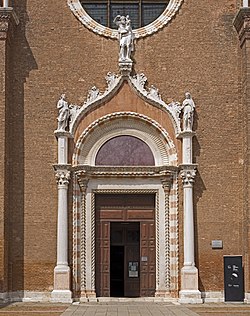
[0,7,18,297]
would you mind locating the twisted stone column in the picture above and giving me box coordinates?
[77,175,89,300]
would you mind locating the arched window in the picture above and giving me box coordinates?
[95,135,155,166]
[80,0,169,29]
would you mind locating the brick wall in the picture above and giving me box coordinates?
[4,0,245,293]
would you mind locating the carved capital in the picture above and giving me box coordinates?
[77,178,89,192]
[161,180,171,193]
[180,168,196,186]
[234,8,250,46]
[55,170,71,186]
[0,8,19,41]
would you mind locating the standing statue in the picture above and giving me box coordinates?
[182,92,195,131]
[114,15,134,62]
[57,94,69,131]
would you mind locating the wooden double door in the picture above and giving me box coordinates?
[95,194,156,297]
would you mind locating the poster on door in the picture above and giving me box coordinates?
[128,262,139,278]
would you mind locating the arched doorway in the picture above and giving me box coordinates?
[71,113,179,299]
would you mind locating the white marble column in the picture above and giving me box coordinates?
[3,0,9,8]
[178,129,202,303]
[51,130,72,303]
[243,0,249,7]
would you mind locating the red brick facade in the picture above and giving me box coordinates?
[0,0,249,303]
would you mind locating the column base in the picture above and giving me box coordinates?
[53,265,71,290]
[80,290,96,302]
[179,266,202,303]
[51,290,72,303]
[155,290,171,297]
[179,290,203,304]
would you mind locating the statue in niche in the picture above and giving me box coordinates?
[114,15,134,62]
[57,94,69,131]
[182,92,195,131]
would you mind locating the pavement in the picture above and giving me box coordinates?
[1,302,250,316]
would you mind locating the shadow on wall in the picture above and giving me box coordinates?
[5,0,38,296]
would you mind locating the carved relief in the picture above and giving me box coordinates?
[65,71,186,135]
[86,86,100,104]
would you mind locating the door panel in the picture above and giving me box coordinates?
[96,221,110,297]
[95,194,156,297]
[140,222,156,297]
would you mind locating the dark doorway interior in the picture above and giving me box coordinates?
[110,245,124,297]
[110,222,140,297]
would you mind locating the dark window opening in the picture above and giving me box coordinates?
[80,1,169,29]
[95,135,155,166]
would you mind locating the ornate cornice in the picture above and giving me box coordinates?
[68,0,184,39]
[233,7,250,46]
[0,8,19,41]
[73,165,177,179]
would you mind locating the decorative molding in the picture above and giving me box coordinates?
[92,188,159,195]
[161,180,171,291]
[76,176,88,292]
[55,170,71,186]
[155,190,160,290]
[67,0,184,39]
[73,166,177,179]
[73,112,178,167]
[129,74,181,133]
[91,193,95,291]
[69,73,182,136]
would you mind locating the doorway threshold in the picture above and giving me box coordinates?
[91,297,178,303]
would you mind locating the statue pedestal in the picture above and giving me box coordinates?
[119,60,132,76]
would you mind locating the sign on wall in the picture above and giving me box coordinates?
[224,256,244,302]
